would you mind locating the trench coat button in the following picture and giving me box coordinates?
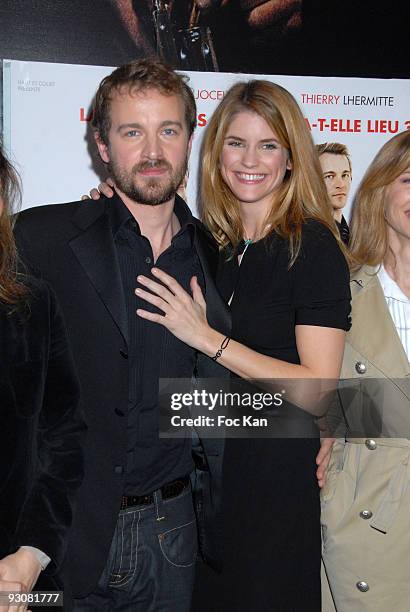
[355,362,367,374]
[114,465,124,474]
[360,510,373,519]
[120,349,128,359]
[365,439,377,450]
[356,581,369,592]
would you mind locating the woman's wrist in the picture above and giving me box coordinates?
[200,329,227,358]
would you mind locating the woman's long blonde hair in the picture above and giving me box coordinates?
[0,144,26,304]
[349,130,410,270]
[200,80,340,263]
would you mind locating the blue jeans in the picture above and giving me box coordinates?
[72,483,197,611]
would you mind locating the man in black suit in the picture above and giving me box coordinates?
[15,58,229,611]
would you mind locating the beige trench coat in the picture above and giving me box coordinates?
[321,267,410,612]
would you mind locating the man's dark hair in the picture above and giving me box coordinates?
[92,57,197,144]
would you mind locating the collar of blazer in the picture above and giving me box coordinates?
[69,196,128,344]
[348,265,410,380]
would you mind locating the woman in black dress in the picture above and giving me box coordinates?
[135,80,351,611]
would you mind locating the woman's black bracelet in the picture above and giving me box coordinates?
[211,335,230,361]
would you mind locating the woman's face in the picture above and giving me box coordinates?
[220,110,291,212]
[385,166,410,241]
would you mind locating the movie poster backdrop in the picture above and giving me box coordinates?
[2,60,409,217]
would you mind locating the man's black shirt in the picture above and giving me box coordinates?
[336,215,350,246]
[108,194,203,495]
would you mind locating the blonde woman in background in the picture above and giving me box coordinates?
[321,130,410,611]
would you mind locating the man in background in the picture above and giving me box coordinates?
[316,142,352,245]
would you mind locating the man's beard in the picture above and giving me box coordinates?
[109,157,188,206]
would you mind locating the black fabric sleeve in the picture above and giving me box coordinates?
[14,213,46,278]
[14,283,86,574]
[292,222,351,331]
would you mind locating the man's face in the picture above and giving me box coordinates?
[319,153,352,211]
[96,87,191,206]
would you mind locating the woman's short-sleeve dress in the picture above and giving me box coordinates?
[192,220,351,612]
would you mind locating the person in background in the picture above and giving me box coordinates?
[0,146,85,609]
[321,130,410,611]
[316,142,352,245]
[133,79,351,611]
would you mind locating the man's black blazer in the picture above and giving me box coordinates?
[15,195,230,598]
[0,278,85,576]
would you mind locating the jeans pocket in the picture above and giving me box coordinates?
[108,511,139,587]
[158,519,198,568]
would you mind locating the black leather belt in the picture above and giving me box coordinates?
[120,475,190,510]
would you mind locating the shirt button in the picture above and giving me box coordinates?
[355,361,367,374]
[356,581,369,592]
[360,509,373,519]
[145,257,151,264]
[365,439,377,450]
[114,465,123,475]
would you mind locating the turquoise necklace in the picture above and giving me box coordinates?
[238,237,253,265]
